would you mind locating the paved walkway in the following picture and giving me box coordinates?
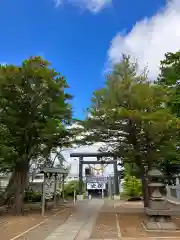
[44,199,104,240]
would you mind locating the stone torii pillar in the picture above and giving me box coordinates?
[79,156,83,195]
[113,158,119,196]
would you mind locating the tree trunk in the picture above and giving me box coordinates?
[134,157,149,207]
[3,171,16,206]
[141,174,149,208]
[139,162,149,208]
[13,164,29,215]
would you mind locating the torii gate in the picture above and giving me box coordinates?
[70,152,120,196]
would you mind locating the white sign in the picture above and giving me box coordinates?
[87,182,106,190]
[86,176,108,183]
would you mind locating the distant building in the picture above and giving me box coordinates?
[31,173,44,183]
[64,174,79,183]
[0,173,11,191]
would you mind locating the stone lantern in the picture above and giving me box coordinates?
[148,168,166,210]
[144,168,178,231]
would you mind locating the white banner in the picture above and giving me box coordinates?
[86,176,108,183]
[44,178,54,199]
[87,182,106,190]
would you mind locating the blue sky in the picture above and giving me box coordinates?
[1,0,178,119]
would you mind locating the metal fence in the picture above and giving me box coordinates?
[166,185,180,201]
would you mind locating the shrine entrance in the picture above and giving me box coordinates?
[70,152,120,199]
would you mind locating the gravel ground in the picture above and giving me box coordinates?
[0,204,74,240]
[91,199,180,240]
[118,213,180,238]
[90,212,118,239]
[16,207,74,240]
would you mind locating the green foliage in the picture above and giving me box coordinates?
[158,51,180,118]
[122,175,142,197]
[157,50,180,179]
[0,56,73,171]
[124,163,141,178]
[64,180,80,197]
[81,55,179,206]
[24,190,42,203]
[0,56,73,214]
[158,51,180,86]
[82,55,178,169]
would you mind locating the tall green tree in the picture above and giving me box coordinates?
[158,51,180,86]
[158,51,180,117]
[0,57,73,214]
[81,55,178,206]
[158,50,180,179]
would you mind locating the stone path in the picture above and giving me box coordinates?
[44,199,104,240]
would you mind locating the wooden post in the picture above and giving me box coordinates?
[53,173,57,209]
[73,188,76,204]
[79,157,83,195]
[41,173,46,216]
[113,160,119,195]
[101,187,104,199]
[110,176,113,199]
[62,174,65,201]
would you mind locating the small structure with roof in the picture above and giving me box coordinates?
[144,167,179,231]
[40,167,68,216]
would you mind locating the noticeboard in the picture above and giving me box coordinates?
[86,176,108,183]
[87,182,106,190]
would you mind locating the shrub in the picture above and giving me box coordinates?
[122,175,142,197]
[64,180,79,197]
[63,180,87,197]
[24,190,42,202]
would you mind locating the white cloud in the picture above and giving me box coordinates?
[54,0,112,13]
[54,0,63,7]
[108,0,180,80]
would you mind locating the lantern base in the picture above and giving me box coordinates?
[143,216,178,231]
